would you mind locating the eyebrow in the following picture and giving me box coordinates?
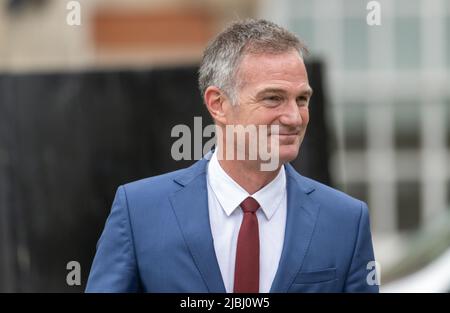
[256,87,313,98]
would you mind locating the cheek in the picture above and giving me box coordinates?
[228,105,245,123]
[300,108,310,125]
[245,107,273,124]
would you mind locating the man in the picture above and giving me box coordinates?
[86,19,379,293]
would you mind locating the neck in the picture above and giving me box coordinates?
[217,156,282,195]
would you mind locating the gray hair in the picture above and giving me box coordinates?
[198,19,308,105]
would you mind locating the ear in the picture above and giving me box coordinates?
[204,86,229,125]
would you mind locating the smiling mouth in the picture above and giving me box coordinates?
[268,128,301,136]
[271,132,300,136]
[271,133,300,145]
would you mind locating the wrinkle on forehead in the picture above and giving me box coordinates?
[236,51,309,95]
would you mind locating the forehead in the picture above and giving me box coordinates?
[236,50,309,92]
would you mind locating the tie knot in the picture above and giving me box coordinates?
[240,197,260,213]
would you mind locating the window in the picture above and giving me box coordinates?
[394,17,421,69]
[344,102,367,150]
[397,181,421,231]
[343,18,369,70]
[394,101,420,149]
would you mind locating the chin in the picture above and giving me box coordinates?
[278,144,300,164]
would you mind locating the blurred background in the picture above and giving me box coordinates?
[0,0,449,292]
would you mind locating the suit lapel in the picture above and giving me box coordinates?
[270,164,320,292]
[168,154,319,293]
[169,155,226,293]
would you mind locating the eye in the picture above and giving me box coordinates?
[297,96,309,106]
[263,95,283,106]
[265,96,281,101]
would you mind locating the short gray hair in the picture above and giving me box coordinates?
[198,19,308,105]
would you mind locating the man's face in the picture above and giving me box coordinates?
[223,49,312,166]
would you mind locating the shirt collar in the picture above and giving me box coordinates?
[207,150,286,220]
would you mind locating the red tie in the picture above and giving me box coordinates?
[234,197,260,293]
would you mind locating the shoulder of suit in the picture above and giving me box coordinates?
[296,174,367,214]
[121,166,190,197]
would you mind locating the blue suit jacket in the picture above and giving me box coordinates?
[86,151,379,292]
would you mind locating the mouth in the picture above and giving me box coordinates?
[268,127,301,137]
[270,132,300,145]
[278,132,300,136]
[269,129,300,136]
[271,131,300,137]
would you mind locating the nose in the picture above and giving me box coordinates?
[279,99,304,128]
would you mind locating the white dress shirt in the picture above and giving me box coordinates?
[206,150,287,293]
